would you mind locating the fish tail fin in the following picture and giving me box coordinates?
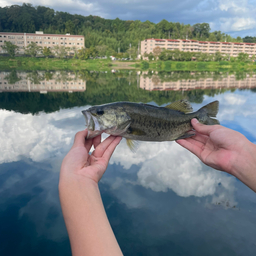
[198,101,220,125]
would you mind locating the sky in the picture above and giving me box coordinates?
[1,0,256,37]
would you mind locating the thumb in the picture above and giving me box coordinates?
[191,118,215,136]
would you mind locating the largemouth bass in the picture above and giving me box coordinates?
[82,100,219,150]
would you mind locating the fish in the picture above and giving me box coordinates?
[82,100,219,150]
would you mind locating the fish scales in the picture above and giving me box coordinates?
[82,100,219,149]
[124,103,196,141]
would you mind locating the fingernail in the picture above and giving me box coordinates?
[192,118,199,123]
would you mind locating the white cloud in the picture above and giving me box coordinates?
[0,107,85,164]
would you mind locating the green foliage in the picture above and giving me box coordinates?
[52,45,67,58]
[25,42,42,57]
[0,56,111,70]
[0,3,246,57]
[77,48,96,60]
[4,69,21,83]
[141,61,149,70]
[42,47,52,57]
[219,61,229,65]
[2,41,19,57]
[243,36,256,43]
[237,52,249,62]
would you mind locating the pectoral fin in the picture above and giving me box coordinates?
[126,139,139,152]
[127,127,146,136]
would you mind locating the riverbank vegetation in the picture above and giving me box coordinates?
[0,56,112,70]
[1,55,256,72]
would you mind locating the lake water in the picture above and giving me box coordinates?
[0,70,256,256]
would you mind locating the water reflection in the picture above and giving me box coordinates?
[1,69,256,255]
[1,70,256,94]
[1,91,255,200]
[0,70,86,93]
[140,71,256,91]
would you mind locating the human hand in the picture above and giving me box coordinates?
[176,118,248,174]
[60,130,122,184]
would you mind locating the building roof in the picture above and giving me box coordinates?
[0,32,84,38]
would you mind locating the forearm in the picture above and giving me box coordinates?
[230,142,256,192]
[59,176,123,256]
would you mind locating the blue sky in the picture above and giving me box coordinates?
[0,1,256,37]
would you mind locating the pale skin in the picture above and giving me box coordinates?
[59,130,123,256]
[176,118,256,192]
[59,120,256,255]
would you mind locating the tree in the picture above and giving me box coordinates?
[237,52,249,62]
[236,36,242,43]
[152,75,160,85]
[193,23,210,38]
[208,33,217,42]
[147,52,154,61]
[4,70,21,84]
[53,45,67,58]
[153,46,162,58]
[65,20,75,34]
[25,42,42,57]
[214,51,223,61]
[95,45,108,56]
[126,46,137,59]
[2,41,19,58]
[77,48,91,60]
[42,47,52,57]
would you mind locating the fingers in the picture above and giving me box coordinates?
[192,132,209,145]
[72,130,88,148]
[72,129,93,152]
[93,135,101,149]
[102,137,122,161]
[176,138,203,159]
[93,136,122,159]
[191,118,217,136]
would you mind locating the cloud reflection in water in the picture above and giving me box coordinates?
[1,91,255,202]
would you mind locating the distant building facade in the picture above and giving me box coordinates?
[0,31,84,55]
[141,38,256,58]
[140,72,256,91]
[0,71,86,93]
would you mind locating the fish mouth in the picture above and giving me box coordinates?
[82,110,103,139]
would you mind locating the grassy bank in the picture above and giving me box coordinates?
[1,56,256,72]
[139,60,256,72]
[0,56,112,71]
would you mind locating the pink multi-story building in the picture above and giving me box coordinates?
[0,31,84,55]
[141,38,256,58]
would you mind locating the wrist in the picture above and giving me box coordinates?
[230,142,256,192]
[59,172,99,201]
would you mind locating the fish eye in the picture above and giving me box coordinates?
[96,109,104,115]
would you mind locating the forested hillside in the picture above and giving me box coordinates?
[0,3,248,54]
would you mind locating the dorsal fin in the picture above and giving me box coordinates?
[165,100,193,113]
